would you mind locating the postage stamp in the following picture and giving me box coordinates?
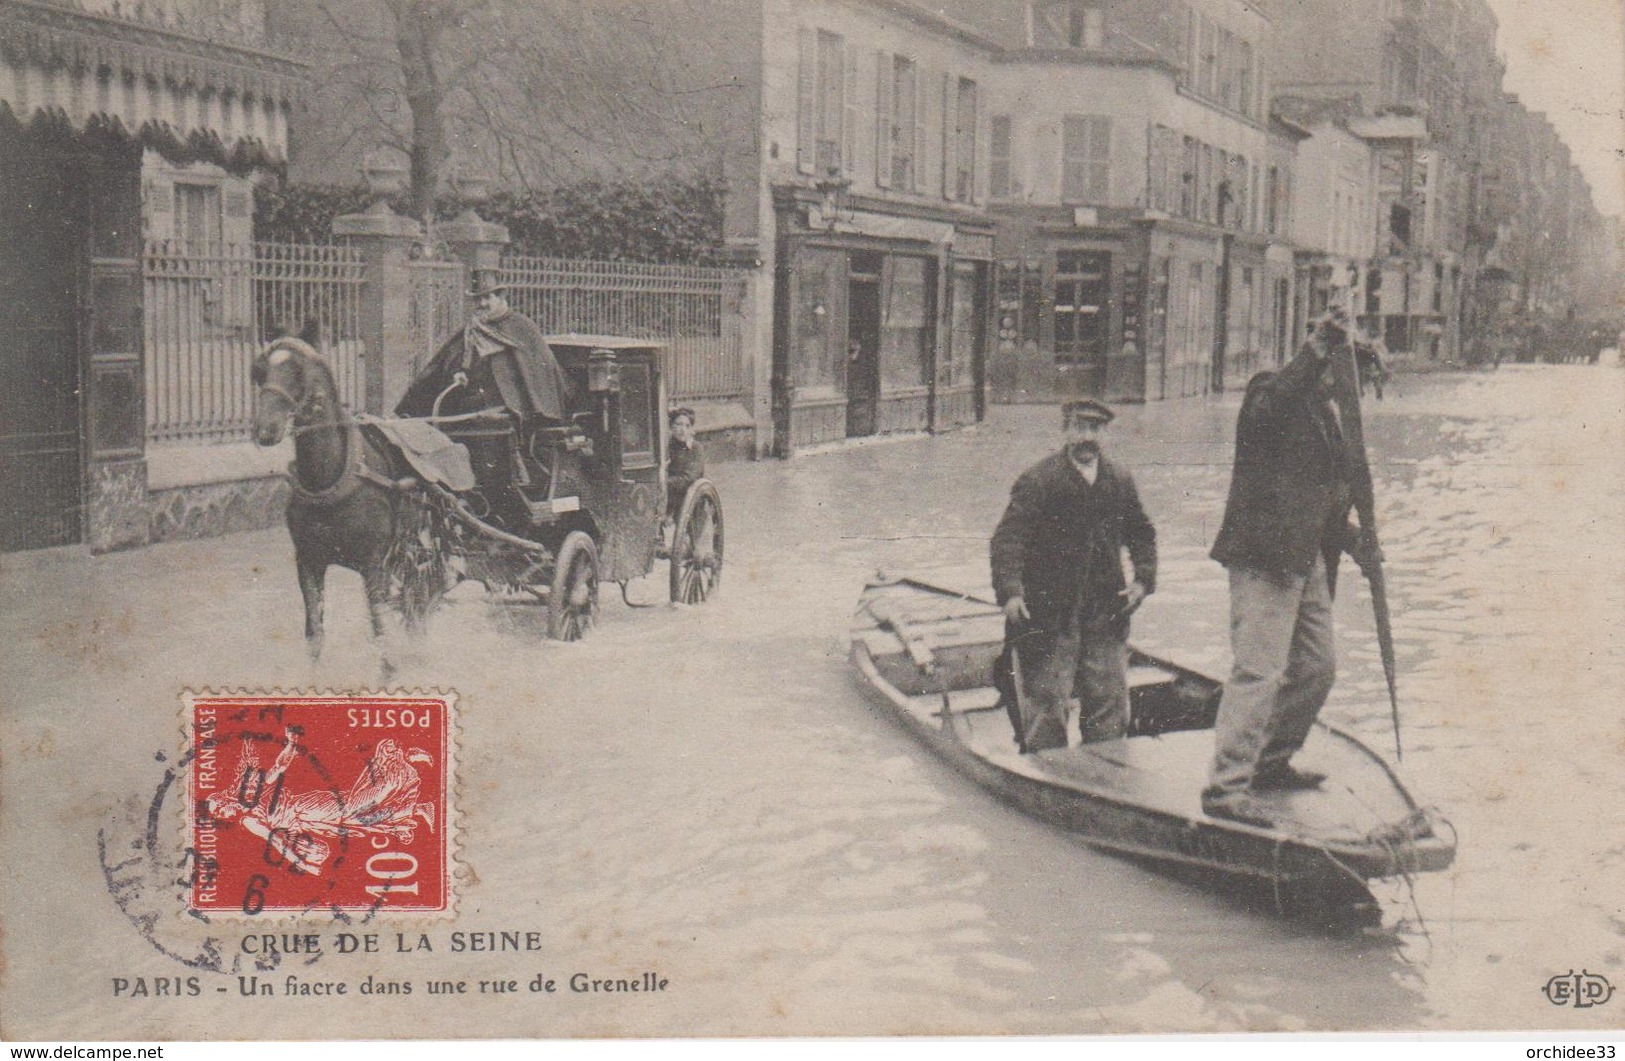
[187,694,456,916]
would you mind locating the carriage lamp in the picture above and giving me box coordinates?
[588,348,621,393]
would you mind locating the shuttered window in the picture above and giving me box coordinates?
[797,29,849,176]
[990,115,1014,199]
[1061,115,1110,203]
[890,55,918,191]
[954,78,977,202]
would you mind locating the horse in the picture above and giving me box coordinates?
[252,336,410,672]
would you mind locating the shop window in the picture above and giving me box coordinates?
[948,262,983,387]
[1186,261,1207,372]
[1052,250,1110,367]
[880,255,932,387]
[1236,267,1256,356]
[793,248,847,396]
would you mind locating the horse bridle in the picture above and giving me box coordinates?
[257,345,337,435]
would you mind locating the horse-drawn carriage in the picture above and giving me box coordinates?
[252,332,723,655]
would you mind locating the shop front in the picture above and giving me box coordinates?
[989,210,1145,405]
[991,209,1267,405]
[770,188,992,455]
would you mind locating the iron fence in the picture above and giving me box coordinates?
[500,256,750,402]
[144,241,365,443]
[406,259,467,379]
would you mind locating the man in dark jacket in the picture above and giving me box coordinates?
[1202,309,1381,827]
[396,271,575,423]
[990,399,1158,752]
[665,406,706,518]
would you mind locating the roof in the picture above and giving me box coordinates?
[1348,113,1430,141]
[545,334,670,351]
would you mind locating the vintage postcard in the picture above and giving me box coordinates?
[1,0,1621,1043]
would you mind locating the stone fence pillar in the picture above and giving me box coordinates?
[439,211,510,281]
[333,201,421,415]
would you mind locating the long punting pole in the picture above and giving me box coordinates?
[1329,322,1403,761]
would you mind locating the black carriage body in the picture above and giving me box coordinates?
[547,336,668,584]
[393,332,720,636]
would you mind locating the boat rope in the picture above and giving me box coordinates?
[1271,839,1285,917]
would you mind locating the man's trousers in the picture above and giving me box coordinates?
[1205,555,1337,797]
[1009,610,1129,752]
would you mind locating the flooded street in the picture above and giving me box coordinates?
[3,363,1622,1037]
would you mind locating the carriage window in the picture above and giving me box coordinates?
[619,361,657,469]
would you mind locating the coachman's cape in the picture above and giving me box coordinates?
[396,309,575,422]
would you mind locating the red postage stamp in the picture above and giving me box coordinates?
[186,693,455,916]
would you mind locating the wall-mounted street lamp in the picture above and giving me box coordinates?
[813,170,853,231]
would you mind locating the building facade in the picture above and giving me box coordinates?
[959,0,1295,403]
[1263,0,1612,364]
[763,0,997,452]
[0,0,303,552]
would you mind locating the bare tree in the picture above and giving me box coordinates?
[283,0,749,208]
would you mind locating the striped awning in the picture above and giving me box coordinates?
[0,1,308,160]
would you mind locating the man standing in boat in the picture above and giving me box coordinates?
[1202,307,1382,827]
[990,399,1158,752]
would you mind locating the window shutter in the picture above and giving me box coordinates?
[875,51,893,188]
[797,27,817,175]
[1089,116,1111,202]
[913,67,927,193]
[941,73,957,201]
[962,81,979,203]
[843,42,859,178]
[919,64,940,197]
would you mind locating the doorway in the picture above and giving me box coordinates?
[1,151,86,550]
[846,252,882,438]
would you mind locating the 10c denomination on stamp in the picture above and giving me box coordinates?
[187,693,456,916]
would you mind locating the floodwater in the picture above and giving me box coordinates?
[2,362,1621,1037]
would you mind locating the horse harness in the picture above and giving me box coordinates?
[286,420,404,508]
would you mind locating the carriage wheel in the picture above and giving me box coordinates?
[548,531,600,641]
[669,480,724,605]
[394,505,448,634]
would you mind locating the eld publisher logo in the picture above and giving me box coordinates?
[1543,970,1614,1008]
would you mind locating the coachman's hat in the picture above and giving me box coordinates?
[1313,306,1351,334]
[466,269,509,298]
[1061,398,1114,425]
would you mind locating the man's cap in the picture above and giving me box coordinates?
[1313,306,1350,333]
[1061,398,1114,425]
[669,406,697,425]
[466,270,509,298]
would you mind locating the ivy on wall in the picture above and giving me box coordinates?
[254,178,727,263]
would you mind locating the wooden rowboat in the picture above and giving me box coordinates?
[850,575,1455,892]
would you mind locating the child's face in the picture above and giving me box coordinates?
[670,416,694,444]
